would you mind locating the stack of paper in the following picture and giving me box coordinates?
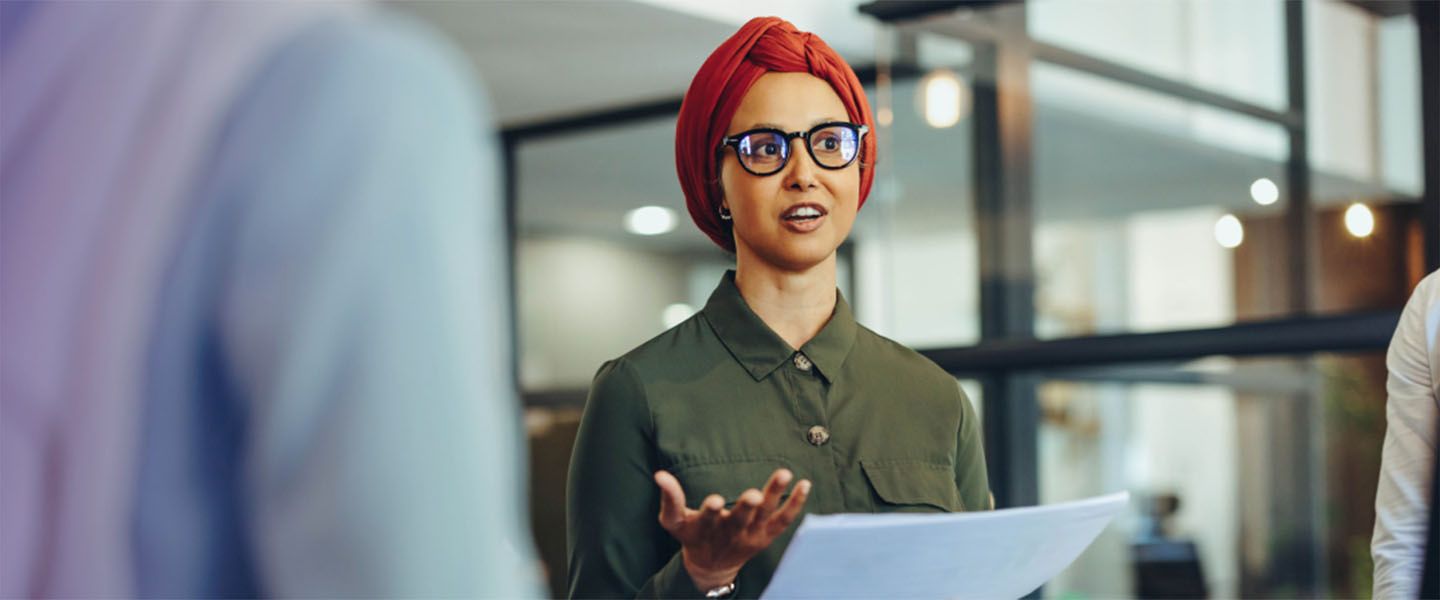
[761,491,1130,599]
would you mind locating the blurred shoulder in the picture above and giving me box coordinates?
[256,7,484,113]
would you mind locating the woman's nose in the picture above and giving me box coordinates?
[782,139,818,191]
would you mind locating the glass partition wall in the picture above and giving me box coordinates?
[507,1,1435,596]
[862,1,1432,597]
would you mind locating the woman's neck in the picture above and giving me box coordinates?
[733,253,838,351]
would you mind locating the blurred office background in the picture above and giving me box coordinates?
[389,1,1437,597]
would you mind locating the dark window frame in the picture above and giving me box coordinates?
[502,0,1436,515]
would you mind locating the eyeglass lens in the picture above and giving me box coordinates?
[735,125,860,174]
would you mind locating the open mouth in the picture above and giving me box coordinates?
[782,203,828,223]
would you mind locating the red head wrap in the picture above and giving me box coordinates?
[675,16,877,252]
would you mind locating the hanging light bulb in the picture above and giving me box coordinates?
[1249,178,1279,206]
[1214,214,1244,249]
[918,68,970,129]
[1344,203,1375,238]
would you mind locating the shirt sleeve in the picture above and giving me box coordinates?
[1371,272,1440,600]
[954,383,992,511]
[204,15,540,597]
[567,358,705,599]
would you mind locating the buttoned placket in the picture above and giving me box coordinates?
[785,350,849,513]
[786,353,826,441]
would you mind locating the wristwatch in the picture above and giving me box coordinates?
[704,581,737,598]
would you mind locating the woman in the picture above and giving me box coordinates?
[567,17,990,599]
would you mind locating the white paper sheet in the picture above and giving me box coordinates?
[760,491,1130,599]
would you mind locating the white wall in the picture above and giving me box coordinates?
[1305,0,1377,185]
[1379,17,1424,196]
[1126,207,1236,332]
[517,236,689,391]
[855,230,980,348]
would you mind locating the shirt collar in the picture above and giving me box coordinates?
[701,270,858,382]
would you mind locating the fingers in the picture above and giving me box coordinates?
[654,471,689,531]
[751,469,793,524]
[727,488,764,532]
[697,494,726,530]
[658,468,807,541]
[767,479,811,533]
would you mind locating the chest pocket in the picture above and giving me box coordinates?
[861,459,964,512]
[674,459,794,510]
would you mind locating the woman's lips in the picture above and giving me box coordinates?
[781,212,826,233]
[781,203,827,233]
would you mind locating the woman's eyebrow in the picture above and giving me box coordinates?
[743,117,844,131]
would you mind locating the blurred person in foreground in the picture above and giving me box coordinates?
[1372,270,1439,599]
[0,1,539,597]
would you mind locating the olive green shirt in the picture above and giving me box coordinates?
[566,271,989,599]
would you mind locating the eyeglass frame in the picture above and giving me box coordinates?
[716,121,869,177]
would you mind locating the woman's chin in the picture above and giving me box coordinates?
[757,244,838,274]
[735,228,847,274]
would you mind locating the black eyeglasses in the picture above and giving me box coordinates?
[718,121,868,177]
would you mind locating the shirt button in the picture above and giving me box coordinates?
[793,353,813,371]
[807,425,830,447]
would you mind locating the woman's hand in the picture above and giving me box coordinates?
[653,468,811,592]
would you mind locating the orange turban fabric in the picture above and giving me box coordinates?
[675,16,877,253]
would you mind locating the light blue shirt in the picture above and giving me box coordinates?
[2,4,539,597]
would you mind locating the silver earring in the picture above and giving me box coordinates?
[719,206,732,221]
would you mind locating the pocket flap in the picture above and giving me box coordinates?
[861,460,963,512]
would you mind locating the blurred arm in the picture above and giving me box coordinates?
[206,15,539,597]
[1372,272,1439,600]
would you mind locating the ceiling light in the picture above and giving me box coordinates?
[662,303,694,328]
[1344,203,1374,238]
[1214,214,1244,249]
[1249,178,1278,206]
[919,69,969,129]
[624,206,676,236]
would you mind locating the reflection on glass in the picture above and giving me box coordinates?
[517,117,726,391]
[1306,1,1427,314]
[854,33,980,349]
[1031,62,1292,338]
[1035,353,1387,599]
[1028,0,1286,110]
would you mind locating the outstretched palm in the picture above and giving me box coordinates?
[653,468,812,590]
